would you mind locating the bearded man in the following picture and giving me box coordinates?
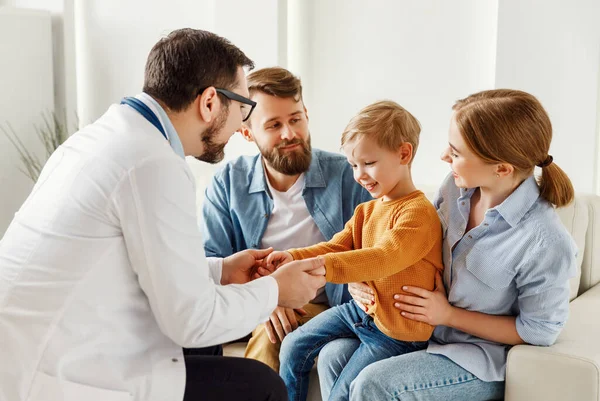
[201,67,371,372]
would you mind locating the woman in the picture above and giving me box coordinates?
[317,89,578,401]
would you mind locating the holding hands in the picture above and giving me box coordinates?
[221,248,326,309]
[271,256,326,309]
[221,247,275,285]
[265,251,294,271]
[250,250,294,279]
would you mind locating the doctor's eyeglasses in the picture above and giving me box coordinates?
[198,87,257,122]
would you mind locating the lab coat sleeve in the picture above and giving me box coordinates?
[111,156,278,347]
[206,257,224,284]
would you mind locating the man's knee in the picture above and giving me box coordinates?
[245,324,282,371]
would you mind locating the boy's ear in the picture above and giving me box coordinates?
[398,143,414,165]
[239,125,255,143]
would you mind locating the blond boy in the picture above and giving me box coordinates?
[270,101,444,401]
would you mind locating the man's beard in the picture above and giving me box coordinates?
[195,106,228,164]
[259,135,312,175]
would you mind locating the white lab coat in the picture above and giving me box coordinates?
[0,103,278,401]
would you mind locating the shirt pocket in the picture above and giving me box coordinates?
[464,246,517,290]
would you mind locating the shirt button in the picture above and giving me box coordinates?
[461,202,465,206]
[468,235,472,239]
[172,358,178,362]
[264,213,269,218]
[484,223,489,226]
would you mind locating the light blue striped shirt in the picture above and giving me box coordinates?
[427,174,577,382]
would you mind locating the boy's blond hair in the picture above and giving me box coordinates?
[341,100,421,163]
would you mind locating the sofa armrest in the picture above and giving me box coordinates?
[505,283,600,401]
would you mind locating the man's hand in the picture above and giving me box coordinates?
[271,256,327,309]
[221,248,273,285]
[265,251,294,270]
[264,306,307,343]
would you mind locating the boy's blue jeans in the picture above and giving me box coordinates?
[279,301,428,401]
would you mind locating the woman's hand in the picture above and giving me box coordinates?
[393,272,454,326]
[348,282,375,312]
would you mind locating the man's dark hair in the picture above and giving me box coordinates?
[143,28,254,112]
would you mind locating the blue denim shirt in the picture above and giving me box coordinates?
[202,148,372,306]
[427,173,578,382]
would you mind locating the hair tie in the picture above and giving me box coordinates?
[537,155,553,168]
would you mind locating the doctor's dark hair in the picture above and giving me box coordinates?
[143,28,254,112]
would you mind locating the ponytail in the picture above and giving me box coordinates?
[537,162,574,207]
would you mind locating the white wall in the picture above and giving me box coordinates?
[0,7,54,235]
[2,0,600,230]
[290,0,498,188]
[73,0,283,202]
[495,0,600,194]
[1,0,78,131]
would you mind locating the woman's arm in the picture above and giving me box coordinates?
[395,273,525,345]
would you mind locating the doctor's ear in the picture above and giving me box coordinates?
[239,125,255,143]
[197,87,221,123]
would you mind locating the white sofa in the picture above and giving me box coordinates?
[223,192,600,401]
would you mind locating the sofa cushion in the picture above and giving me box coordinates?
[578,195,600,294]
[554,196,587,300]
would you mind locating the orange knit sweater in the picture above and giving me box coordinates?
[289,190,443,341]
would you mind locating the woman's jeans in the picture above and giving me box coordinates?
[279,301,427,401]
[318,339,505,401]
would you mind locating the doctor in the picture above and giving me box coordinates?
[0,29,325,401]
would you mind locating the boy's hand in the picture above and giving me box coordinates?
[221,248,273,285]
[265,251,294,270]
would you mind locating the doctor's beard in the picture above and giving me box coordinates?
[195,105,228,164]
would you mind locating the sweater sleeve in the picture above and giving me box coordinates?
[288,210,358,259]
[324,203,440,284]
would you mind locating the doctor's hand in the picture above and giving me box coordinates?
[271,256,326,309]
[221,248,274,285]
